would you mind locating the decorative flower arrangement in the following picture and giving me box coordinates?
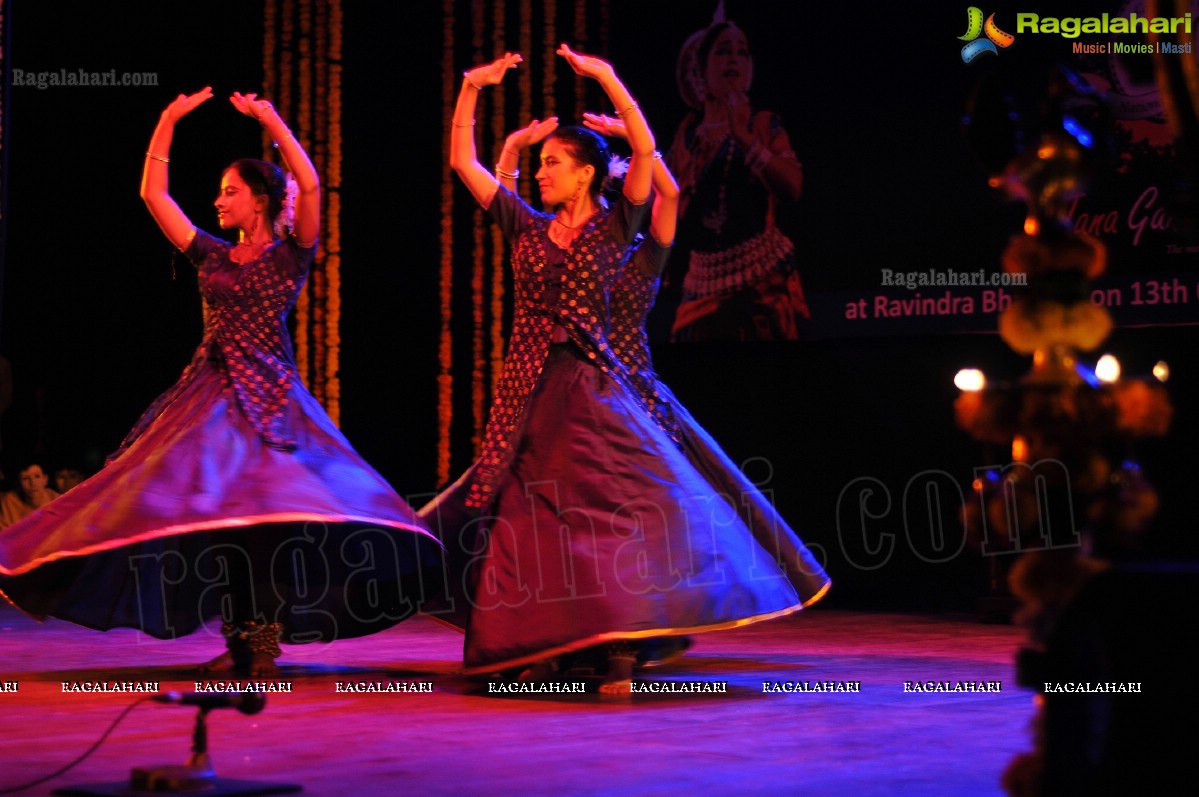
[997,227,1111,354]
[263,0,343,424]
[957,121,1172,564]
[998,298,1112,355]
[959,70,1175,795]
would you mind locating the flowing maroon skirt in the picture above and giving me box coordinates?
[421,344,829,673]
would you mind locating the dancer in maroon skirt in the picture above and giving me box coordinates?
[423,46,826,695]
[0,88,441,676]
[491,110,831,679]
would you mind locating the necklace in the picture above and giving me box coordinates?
[233,237,273,265]
[553,211,593,230]
[548,220,578,250]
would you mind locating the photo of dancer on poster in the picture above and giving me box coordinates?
[665,3,809,342]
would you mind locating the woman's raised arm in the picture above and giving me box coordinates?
[140,87,213,250]
[230,92,321,246]
[450,53,523,208]
[558,45,653,205]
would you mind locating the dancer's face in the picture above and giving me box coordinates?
[536,138,592,207]
[214,169,266,232]
[704,27,751,99]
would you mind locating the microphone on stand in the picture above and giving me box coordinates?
[151,691,266,715]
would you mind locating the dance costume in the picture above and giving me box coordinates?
[422,188,823,674]
[0,231,441,643]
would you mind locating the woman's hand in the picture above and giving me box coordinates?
[145,88,213,250]
[453,54,521,207]
[561,45,652,202]
[506,117,559,152]
[229,91,276,122]
[162,87,213,124]
[465,52,523,89]
[556,44,615,83]
[582,112,627,141]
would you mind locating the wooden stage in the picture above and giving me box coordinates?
[0,605,1032,796]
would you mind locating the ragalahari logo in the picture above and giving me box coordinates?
[959,7,1015,63]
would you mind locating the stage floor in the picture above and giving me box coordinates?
[0,605,1032,796]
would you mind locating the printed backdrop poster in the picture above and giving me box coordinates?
[607,0,1199,343]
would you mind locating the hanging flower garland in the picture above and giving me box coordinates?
[573,0,587,120]
[954,118,1175,792]
[325,0,345,423]
[471,0,490,455]
[437,0,457,486]
[472,214,487,452]
[543,0,557,121]
[435,0,610,483]
[261,0,342,423]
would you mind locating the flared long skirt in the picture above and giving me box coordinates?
[422,344,826,673]
[0,364,442,643]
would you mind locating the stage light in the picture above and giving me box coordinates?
[1095,354,1120,383]
[954,368,986,392]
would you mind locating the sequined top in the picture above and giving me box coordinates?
[608,236,682,441]
[465,187,647,509]
[113,230,314,456]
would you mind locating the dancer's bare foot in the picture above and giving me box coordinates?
[198,650,242,674]
[248,651,281,679]
[517,660,556,683]
[599,654,633,698]
[638,636,692,669]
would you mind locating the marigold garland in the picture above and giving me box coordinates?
[543,0,557,120]
[956,122,1175,793]
[262,0,343,424]
[573,0,587,120]
[326,1,345,422]
[472,212,486,453]
[518,0,532,206]
[436,0,611,485]
[488,0,508,450]
[472,0,490,456]
[437,0,457,486]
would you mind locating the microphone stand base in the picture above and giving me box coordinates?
[52,773,302,796]
[130,763,216,791]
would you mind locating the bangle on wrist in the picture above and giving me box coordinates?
[496,166,519,180]
[272,131,294,149]
[463,71,483,91]
[453,119,476,128]
[146,151,170,163]
[615,102,640,118]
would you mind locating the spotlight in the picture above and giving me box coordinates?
[955,368,986,392]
